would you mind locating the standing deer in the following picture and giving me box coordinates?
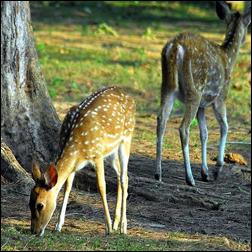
[155,1,251,186]
[29,86,135,236]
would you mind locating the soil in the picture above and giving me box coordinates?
[1,112,251,245]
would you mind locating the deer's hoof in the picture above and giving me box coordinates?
[120,223,127,235]
[105,224,113,235]
[213,164,223,180]
[213,170,218,180]
[201,171,209,182]
[186,177,195,187]
[154,173,160,181]
[54,224,62,232]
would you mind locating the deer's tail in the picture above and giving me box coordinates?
[160,42,178,105]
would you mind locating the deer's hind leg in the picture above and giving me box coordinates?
[196,107,209,181]
[155,91,175,181]
[179,96,201,186]
[110,152,122,231]
[118,136,132,234]
[212,99,228,179]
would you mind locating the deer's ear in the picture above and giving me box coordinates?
[216,1,232,23]
[31,160,42,183]
[44,163,58,189]
[243,7,251,27]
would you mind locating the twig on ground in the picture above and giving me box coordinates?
[23,237,35,250]
[238,187,250,194]
[226,141,251,145]
[1,240,9,250]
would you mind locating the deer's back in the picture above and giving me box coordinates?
[163,32,227,107]
[58,87,135,161]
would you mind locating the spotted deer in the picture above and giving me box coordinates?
[29,86,135,236]
[155,1,251,186]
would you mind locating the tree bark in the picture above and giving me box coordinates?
[1,1,61,173]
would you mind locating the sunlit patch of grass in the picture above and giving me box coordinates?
[33,11,250,120]
[95,22,119,37]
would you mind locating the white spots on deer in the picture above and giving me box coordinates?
[94,125,99,131]
[58,86,134,178]
[84,111,90,117]
[90,137,100,144]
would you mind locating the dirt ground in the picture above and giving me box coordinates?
[1,111,251,246]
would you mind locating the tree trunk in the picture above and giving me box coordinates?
[1,1,61,173]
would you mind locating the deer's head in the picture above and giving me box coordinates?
[29,162,58,236]
[216,1,251,45]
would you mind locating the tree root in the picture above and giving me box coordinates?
[1,140,33,191]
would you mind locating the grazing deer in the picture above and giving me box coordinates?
[29,86,135,236]
[155,1,251,186]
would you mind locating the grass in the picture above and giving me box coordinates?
[1,222,250,251]
[2,1,251,251]
[31,1,251,119]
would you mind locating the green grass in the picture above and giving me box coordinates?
[1,223,250,251]
[31,1,251,119]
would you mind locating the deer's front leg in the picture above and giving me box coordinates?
[212,100,228,178]
[196,107,209,181]
[111,155,122,231]
[95,158,113,235]
[55,172,75,232]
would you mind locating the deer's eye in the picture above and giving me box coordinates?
[37,203,44,212]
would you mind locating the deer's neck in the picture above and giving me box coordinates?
[222,22,243,71]
[53,151,78,194]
